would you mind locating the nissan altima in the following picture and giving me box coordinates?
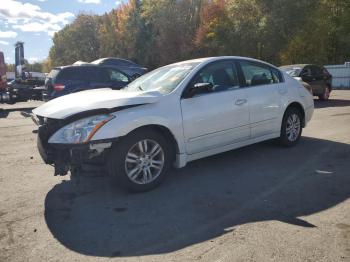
[32,56,314,192]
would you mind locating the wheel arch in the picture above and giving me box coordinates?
[284,102,306,127]
[124,124,180,159]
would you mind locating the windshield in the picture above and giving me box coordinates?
[280,67,302,77]
[123,62,199,94]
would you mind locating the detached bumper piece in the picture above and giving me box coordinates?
[37,121,112,176]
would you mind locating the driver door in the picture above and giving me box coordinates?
[180,60,250,154]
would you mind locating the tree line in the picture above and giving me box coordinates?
[44,0,350,72]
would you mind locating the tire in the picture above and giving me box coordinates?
[318,86,330,101]
[279,107,302,147]
[108,128,172,192]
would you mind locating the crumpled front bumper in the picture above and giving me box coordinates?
[36,122,113,176]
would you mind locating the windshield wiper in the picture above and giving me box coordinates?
[137,86,144,91]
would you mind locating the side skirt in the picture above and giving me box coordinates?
[174,132,280,168]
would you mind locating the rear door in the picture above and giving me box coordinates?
[52,67,90,96]
[238,60,284,138]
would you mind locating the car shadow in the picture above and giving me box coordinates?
[0,107,35,118]
[314,99,350,108]
[44,137,350,257]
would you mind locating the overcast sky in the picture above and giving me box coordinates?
[0,0,123,64]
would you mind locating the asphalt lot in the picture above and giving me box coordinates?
[0,91,349,262]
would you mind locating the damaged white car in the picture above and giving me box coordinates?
[32,57,314,192]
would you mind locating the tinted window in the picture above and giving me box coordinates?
[56,68,74,81]
[240,61,278,86]
[57,66,99,82]
[310,65,323,76]
[106,68,129,82]
[191,61,239,93]
[301,66,312,76]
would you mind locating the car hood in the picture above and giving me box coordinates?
[33,88,162,119]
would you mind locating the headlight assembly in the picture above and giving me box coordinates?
[48,114,115,144]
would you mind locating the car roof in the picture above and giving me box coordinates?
[170,56,280,69]
[54,64,126,70]
[92,57,136,65]
[280,64,323,69]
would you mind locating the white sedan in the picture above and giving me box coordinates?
[33,56,314,192]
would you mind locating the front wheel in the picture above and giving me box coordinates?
[279,108,302,147]
[108,129,172,192]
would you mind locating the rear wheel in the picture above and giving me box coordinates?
[279,107,302,147]
[318,86,330,100]
[108,129,172,192]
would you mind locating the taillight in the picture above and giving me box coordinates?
[54,84,65,91]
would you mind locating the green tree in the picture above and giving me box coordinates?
[280,0,350,65]
[49,14,101,67]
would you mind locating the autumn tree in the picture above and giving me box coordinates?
[46,0,350,71]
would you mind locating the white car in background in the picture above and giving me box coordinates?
[32,56,314,192]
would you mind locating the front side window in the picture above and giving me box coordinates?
[107,69,129,83]
[280,66,302,77]
[240,61,277,86]
[301,66,312,77]
[190,61,239,93]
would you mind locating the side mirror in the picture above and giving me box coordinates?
[186,82,213,98]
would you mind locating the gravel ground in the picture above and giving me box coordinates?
[0,91,349,262]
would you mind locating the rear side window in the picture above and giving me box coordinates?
[271,68,283,83]
[56,67,99,82]
[240,61,282,86]
[56,68,84,82]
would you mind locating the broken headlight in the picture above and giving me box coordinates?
[48,114,115,144]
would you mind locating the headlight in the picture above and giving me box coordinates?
[48,114,115,144]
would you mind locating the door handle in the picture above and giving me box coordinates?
[235,99,247,106]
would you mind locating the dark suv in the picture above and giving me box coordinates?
[280,64,332,100]
[43,64,130,101]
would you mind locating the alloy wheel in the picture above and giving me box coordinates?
[286,113,301,142]
[124,139,165,185]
